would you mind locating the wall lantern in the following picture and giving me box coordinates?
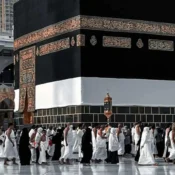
[104,93,112,124]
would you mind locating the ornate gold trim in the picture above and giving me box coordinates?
[19,46,36,112]
[76,34,85,46]
[148,39,174,51]
[39,38,70,56]
[81,16,175,37]
[14,16,80,51]
[136,39,144,48]
[90,35,97,46]
[14,15,175,51]
[103,36,131,48]
[36,47,39,56]
[71,37,75,46]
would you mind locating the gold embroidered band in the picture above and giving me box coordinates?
[19,46,36,112]
[39,38,70,56]
[103,36,131,48]
[148,39,174,51]
[76,34,85,46]
[14,15,175,51]
[14,16,81,51]
[14,16,175,50]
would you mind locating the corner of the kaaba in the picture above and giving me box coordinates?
[13,0,83,128]
[78,0,175,127]
[13,0,175,128]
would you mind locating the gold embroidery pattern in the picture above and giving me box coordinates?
[14,16,80,51]
[71,37,75,46]
[14,15,175,51]
[76,34,85,46]
[81,16,175,37]
[36,47,39,56]
[90,35,97,46]
[136,39,144,48]
[103,36,131,48]
[148,39,174,51]
[19,46,35,112]
[39,38,70,56]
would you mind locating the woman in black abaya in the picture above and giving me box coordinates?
[19,128,31,165]
[81,127,92,165]
[52,129,63,161]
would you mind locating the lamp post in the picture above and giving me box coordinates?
[104,93,112,124]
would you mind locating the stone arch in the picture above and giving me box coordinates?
[0,98,14,128]
[0,85,15,127]
[0,98,14,109]
[0,58,13,73]
[0,100,9,109]
[0,64,14,85]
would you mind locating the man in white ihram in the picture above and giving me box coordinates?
[4,123,18,165]
[138,127,157,166]
[61,123,73,164]
[29,125,36,163]
[76,125,84,161]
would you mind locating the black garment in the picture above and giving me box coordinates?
[156,129,163,157]
[135,127,143,162]
[105,142,110,163]
[81,128,92,164]
[157,141,164,157]
[125,135,132,154]
[125,144,131,154]
[52,129,63,160]
[36,147,40,163]
[46,151,50,160]
[135,145,140,162]
[109,151,119,164]
[19,128,31,165]
[163,129,171,158]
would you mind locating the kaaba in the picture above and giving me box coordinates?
[14,0,175,128]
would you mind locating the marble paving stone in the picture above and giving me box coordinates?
[0,158,174,175]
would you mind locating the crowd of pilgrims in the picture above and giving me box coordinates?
[0,122,175,166]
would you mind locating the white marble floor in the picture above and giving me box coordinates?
[0,157,175,175]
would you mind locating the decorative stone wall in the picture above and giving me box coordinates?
[14,105,175,129]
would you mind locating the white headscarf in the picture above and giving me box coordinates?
[35,127,43,147]
[69,125,73,131]
[37,127,43,134]
[109,128,119,152]
[140,127,150,147]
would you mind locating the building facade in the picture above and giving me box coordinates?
[0,0,16,128]
[0,33,14,129]
[0,0,18,33]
